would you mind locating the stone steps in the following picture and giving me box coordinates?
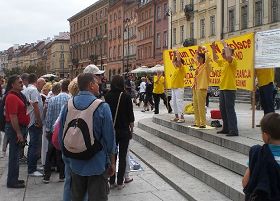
[131,140,231,201]
[152,115,261,155]
[132,128,245,201]
[131,115,262,200]
[138,119,248,176]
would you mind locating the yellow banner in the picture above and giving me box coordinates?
[163,33,254,91]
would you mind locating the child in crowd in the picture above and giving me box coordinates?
[243,112,280,201]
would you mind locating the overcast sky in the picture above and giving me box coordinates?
[0,0,98,51]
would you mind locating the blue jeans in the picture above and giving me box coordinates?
[5,123,27,186]
[27,125,42,174]
[219,90,238,134]
[259,82,275,115]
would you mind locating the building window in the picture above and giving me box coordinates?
[241,5,248,29]
[210,15,215,36]
[173,0,177,13]
[164,3,168,18]
[228,9,235,32]
[200,18,205,38]
[271,0,280,22]
[173,28,177,45]
[163,31,168,47]
[157,6,161,20]
[255,0,262,26]
[190,22,194,38]
[156,33,161,48]
[180,0,185,11]
[180,25,184,43]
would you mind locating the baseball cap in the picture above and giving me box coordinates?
[83,64,105,75]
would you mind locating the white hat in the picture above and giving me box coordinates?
[83,64,105,75]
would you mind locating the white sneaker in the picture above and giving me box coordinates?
[37,166,44,171]
[29,171,43,177]
[0,152,6,158]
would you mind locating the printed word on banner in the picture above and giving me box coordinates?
[163,33,254,91]
[255,28,280,68]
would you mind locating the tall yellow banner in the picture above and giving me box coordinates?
[163,33,254,91]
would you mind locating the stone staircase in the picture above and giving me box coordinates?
[130,115,261,201]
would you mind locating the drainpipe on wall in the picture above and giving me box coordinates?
[221,0,224,40]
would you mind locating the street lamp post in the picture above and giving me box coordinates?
[166,9,173,49]
[124,18,130,73]
[98,35,103,70]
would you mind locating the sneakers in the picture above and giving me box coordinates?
[0,151,6,158]
[42,177,50,184]
[117,183,125,190]
[59,175,65,182]
[29,171,43,177]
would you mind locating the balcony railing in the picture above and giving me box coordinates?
[184,4,194,21]
[183,38,196,47]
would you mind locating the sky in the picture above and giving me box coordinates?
[0,0,98,51]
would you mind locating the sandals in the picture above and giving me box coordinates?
[124,177,133,184]
[171,118,179,122]
[176,119,185,123]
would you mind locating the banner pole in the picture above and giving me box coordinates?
[252,33,256,128]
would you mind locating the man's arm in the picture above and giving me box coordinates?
[211,41,219,62]
[10,114,24,142]
[30,89,42,127]
[100,103,117,176]
[242,168,250,188]
[32,102,42,127]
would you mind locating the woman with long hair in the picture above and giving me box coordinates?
[105,75,135,189]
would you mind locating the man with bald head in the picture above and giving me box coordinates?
[22,73,45,177]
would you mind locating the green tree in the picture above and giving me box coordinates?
[23,65,46,77]
[3,67,23,78]
[89,54,98,65]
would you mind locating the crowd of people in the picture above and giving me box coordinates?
[0,38,279,200]
[0,65,135,201]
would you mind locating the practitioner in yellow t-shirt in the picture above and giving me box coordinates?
[211,40,238,136]
[153,71,172,114]
[171,50,187,123]
[255,68,275,115]
[192,46,211,128]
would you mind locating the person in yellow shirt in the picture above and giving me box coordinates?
[192,46,211,128]
[171,50,187,123]
[211,40,238,136]
[255,68,275,115]
[153,70,172,114]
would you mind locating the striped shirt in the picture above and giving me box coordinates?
[45,92,70,132]
[269,144,280,166]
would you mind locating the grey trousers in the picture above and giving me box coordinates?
[219,90,238,134]
[71,171,109,201]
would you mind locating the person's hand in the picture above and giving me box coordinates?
[35,120,42,128]
[45,131,52,142]
[221,40,227,47]
[211,42,216,50]
[107,164,116,177]
[16,132,24,143]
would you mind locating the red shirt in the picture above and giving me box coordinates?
[5,92,30,126]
